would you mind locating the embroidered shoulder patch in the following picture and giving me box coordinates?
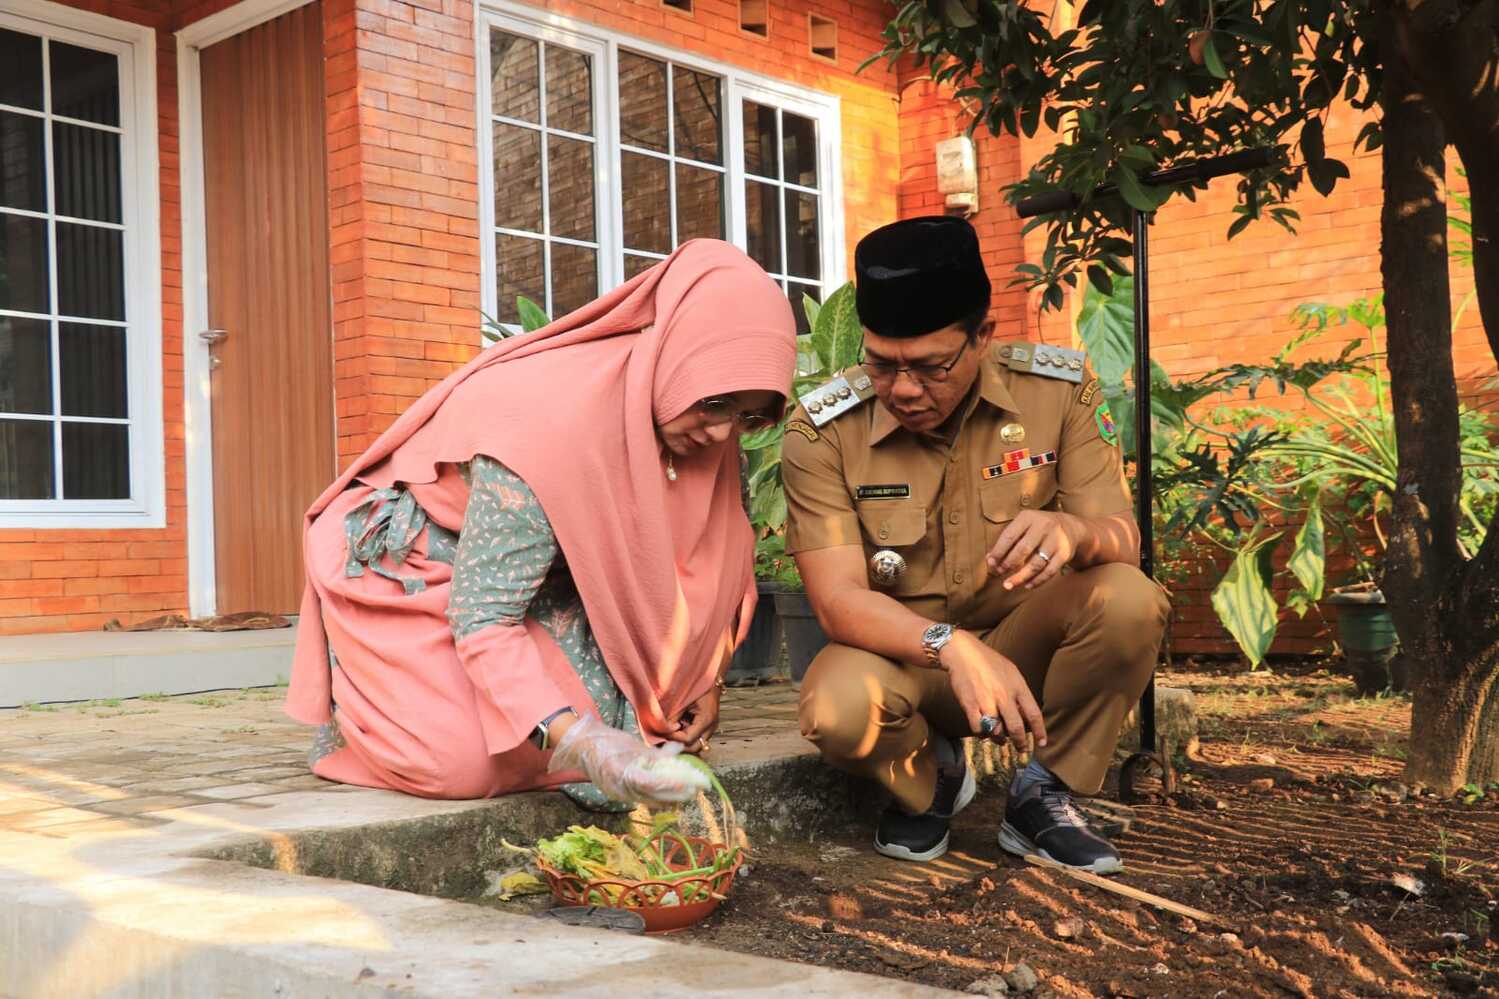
[785,420,819,443]
[1095,402,1118,446]
[1079,378,1101,407]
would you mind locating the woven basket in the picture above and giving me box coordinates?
[535,834,744,933]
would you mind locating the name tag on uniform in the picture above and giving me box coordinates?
[982,450,1057,480]
[856,483,911,500]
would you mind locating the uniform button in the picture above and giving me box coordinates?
[953,570,964,584]
[878,527,889,540]
[949,452,959,463]
[948,511,960,524]
[1021,496,1032,507]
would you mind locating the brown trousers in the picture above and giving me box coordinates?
[798,563,1169,813]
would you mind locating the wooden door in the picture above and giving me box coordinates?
[201,3,334,614]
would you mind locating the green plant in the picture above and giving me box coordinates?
[742,282,864,585]
[481,296,551,343]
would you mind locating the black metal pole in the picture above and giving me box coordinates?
[1132,210,1157,753]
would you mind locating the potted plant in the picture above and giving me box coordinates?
[738,282,865,682]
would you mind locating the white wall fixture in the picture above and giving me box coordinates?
[935,135,978,216]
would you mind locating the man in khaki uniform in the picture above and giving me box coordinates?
[782,216,1168,873]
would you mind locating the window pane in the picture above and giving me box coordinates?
[0,29,43,111]
[0,316,52,415]
[60,322,126,418]
[745,180,780,273]
[783,112,818,188]
[0,112,45,212]
[620,152,669,254]
[788,281,820,335]
[550,242,597,319]
[545,46,593,135]
[623,253,659,281]
[492,123,542,233]
[53,122,121,223]
[50,42,119,127]
[547,135,595,240]
[56,222,124,320]
[0,418,54,499]
[783,190,820,280]
[617,52,667,153]
[0,214,49,314]
[495,233,544,326]
[742,101,776,178]
[62,421,128,499]
[490,32,539,124]
[675,164,722,244]
[672,67,721,165]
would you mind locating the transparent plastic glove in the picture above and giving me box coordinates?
[546,714,711,807]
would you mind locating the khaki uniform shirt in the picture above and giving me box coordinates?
[781,342,1131,632]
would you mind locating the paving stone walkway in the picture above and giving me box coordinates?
[0,681,803,842]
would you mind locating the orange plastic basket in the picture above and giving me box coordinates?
[535,833,744,934]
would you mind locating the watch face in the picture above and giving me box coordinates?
[924,623,952,646]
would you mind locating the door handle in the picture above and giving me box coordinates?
[199,328,229,345]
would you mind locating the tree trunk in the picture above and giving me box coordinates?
[1375,9,1469,793]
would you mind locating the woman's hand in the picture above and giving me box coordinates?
[546,714,709,806]
[667,684,722,754]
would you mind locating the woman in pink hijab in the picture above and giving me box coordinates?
[285,240,796,804]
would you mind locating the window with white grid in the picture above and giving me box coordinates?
[0,7,161,527]
[480,7,843,335]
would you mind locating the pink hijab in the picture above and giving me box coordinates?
[287,240,797,736]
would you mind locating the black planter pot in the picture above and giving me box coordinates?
[1326,587,1402,694]
[772,588,828,683]
[724,581,785,686]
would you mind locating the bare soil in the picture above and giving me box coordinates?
[683,665,1499,998]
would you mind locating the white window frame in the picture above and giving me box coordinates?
[0,0,163,529]
[476,1,846,330]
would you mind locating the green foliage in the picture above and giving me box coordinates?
[744,282,865,584]
[870,0,1380,305]
[481,296,552,342]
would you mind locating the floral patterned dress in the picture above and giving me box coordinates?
[312,454,634,810]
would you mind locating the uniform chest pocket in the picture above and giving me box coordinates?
[856,502,928,548]
[980,469,1059,526]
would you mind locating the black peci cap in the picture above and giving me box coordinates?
[854,215,992,338]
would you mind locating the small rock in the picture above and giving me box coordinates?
[820,920,836,933]
[356,968,376,981]
[827,893,864,921]
[1332,889,1352,902]
[1440,931,1470,949]
[1253,753,1278,766]
[1176,917,1198,934]
[1004,962,1040,993]
[1106,983,1140,999]
[965,975,1010,997]
[1218,932,1242,949]
[1151,962,1170,975]
[1249,777,1275,792]
[1376,782,1410,803]
[1329,792,1342,802]
[1052,917,1084,939]
[1213,798,1228,810]
[1391,873,1426,897]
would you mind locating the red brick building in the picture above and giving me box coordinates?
[0,0,1489,658]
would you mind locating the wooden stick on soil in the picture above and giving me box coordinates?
[1023,854,1238,930]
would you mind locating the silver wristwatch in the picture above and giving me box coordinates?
[921,622,956,669]
[529,707,575,751]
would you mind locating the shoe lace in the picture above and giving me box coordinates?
[1039,783,1089,830]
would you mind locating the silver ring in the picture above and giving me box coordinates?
[1034,550,1052,563]
[978,715,1000,737]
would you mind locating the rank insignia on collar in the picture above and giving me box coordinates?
[982,450,1057,480]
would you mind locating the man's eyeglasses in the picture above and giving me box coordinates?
[696,397,776,434]
[862,340,970,385]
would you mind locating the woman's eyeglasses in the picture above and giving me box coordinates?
[862,340,970,385]
[696,397,776,434]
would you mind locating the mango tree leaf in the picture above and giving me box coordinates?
[1287,498,1325,610]
[1075,276,1134,387]
[1210,536,1281,667]
[1202,33,1228,79]
[517,296,551,333]
[1113,165,1165,213]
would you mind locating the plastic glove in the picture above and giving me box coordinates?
[546,714,711,807]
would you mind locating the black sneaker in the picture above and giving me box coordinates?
[873,737,976,862]
[998,775,1123,874]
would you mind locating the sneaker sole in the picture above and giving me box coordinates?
[997,821,1125,876]
[873,831,951,863]
[872,767,976,863]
